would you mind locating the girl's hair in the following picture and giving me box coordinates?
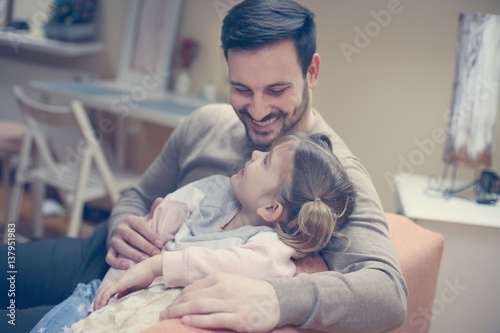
[272,133,356,253]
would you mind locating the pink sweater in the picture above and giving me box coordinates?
[95,190,298,310]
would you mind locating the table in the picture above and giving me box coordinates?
[30,80,209,167]
[30,80,207,127]
[394,173,499,228]
[394,173,500,333]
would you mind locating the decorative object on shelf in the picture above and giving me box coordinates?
[44,0,98,42]
[174,37,200,96]
[203,81,218,102]
[428,12,500,204]
[178,38,199,69]
[475,170,500,204]
[118,0,182,92]
[174,71,191,96]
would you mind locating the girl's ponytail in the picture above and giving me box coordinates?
[272,133,355,254]
[276,197,351,253]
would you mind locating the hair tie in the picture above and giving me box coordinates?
[314,197,321,202]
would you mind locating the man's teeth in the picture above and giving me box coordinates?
[252,117,277,126]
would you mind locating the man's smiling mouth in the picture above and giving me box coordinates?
[252,116,279,127]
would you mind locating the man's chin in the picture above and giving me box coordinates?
[247,131,276,150]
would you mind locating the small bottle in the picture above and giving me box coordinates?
[175,71,191,96]
[203,81,218,102]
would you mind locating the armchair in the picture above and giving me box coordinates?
[141,213,444,333]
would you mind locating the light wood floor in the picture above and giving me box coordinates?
[0,179,97,242]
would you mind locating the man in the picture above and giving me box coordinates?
[1,1,407,332]
[106,0,407,332]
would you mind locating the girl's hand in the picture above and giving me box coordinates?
[94,255,163,311]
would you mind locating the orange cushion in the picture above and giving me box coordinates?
[386,213,444,333]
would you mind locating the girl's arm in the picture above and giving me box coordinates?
[162,238,298,287]
[93,255,163,311]
[89,196,192,313]
[94,237,298,311]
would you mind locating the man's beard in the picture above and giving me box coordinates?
[238,81,310,150]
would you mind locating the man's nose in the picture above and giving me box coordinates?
[249,94,271,121]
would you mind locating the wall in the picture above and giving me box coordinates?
[178,0,500,211]
[303,0,500,211]
[1,0,499,210]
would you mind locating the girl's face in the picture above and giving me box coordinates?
[230,145,293,215]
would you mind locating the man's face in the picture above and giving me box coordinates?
[228,40,316,149]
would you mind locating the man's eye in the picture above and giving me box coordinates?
[269,88,287,95]
[235,88,251,94]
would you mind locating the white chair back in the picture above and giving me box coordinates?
[6,85,140,240]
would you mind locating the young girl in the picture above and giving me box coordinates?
[31,132,355,333]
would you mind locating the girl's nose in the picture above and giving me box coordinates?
[251,150,263,161]
[251,150,258,160]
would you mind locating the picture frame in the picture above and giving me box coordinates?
[0,0,13,29]
[443,12,500,170]
[117,0,183,92]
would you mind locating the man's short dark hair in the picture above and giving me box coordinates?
[221,0,316,77]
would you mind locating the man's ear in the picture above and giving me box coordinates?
[307,53,320,89]
[257,201,283,222]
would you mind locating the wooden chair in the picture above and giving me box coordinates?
[5,85,141,240]
[0,121,26,225]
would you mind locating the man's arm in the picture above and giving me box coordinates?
[106,195,164,269]
[105,104,244,269]
[105,104,249,270]
[106,112,186,269]
[267,155,408,332]
[163,157,408,332]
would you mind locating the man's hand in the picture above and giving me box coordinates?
[161,273,280,333]
[106,198,164,269]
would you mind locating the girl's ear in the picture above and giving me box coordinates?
[257,201,283,222]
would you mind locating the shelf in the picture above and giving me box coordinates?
[0,30,104,57]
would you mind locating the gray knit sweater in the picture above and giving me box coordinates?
[107,104,407,332]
